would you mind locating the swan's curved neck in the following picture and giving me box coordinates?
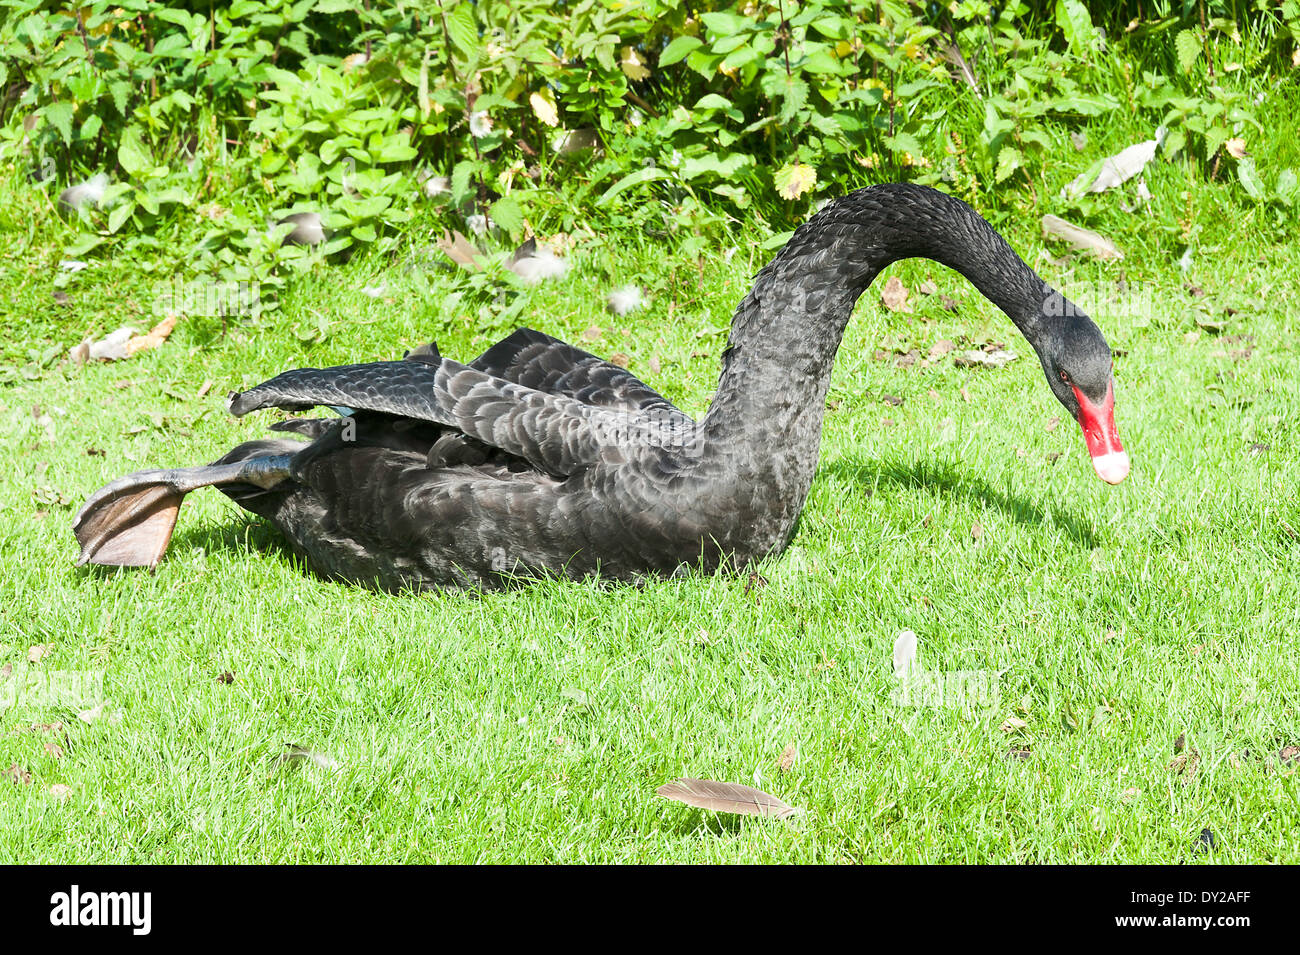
[697,184,1055,511]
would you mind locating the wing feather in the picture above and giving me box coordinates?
[227,358,623,476]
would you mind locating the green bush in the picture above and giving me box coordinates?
[1,0,1296,289]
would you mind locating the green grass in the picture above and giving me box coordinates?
[1,149,1299,863]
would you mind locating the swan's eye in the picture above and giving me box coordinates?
[1058,370,1070,383]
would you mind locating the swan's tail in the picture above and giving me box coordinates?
[73,454,293,570]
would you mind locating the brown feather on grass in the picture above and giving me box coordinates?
[655,778,804,820]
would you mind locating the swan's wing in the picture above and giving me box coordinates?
[227,358,626,477]
[467,328,692,424]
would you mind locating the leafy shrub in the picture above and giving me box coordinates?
[0,0,1295,290]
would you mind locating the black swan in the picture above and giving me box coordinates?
[73,184,1128,590]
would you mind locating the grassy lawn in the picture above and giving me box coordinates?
[1,163,1297,863]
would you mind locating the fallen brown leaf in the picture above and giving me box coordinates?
[778,742,798,773]
[881,275,911,312]
[5,764,31,786]
[127,315,179,356]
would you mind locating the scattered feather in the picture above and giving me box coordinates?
[1041,214,1123,260]
[436,230,486,270]
[361,282,388,298]
[606,284,644,316]
[953,349,1018,369]
[1063,137,1159,197]
[468,110,494,138]
[279,211,325,247]
[655,778,804,819]
[60,260,89,273]
[893,630,917,678]
[555,128,600,155]
[58,172,109,212]
[418,171,451,198]
[944,42,980,96]
[278,744,341,770]
[506,238,571,285]
[341,51,370,72]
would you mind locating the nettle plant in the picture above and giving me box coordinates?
[0,0,1294,311]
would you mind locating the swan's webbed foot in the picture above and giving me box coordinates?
[73,455,293,570]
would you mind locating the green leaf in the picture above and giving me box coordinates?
[446,4,478,59]
[774,163,817,200]
[775,78,808,124]
[700,12,750,36]
[118,126,153,178]
[1175,29,1201,74]
[995,146,1023,183]
[798,50,841,75]
[488,195,524,233]
[107,200,136,234]
[1275,168,1298,205]
[760,229,795,250]
[1205,126,1229,162]
[597,166,672,205]
[681,153,752,180]
[64,234,106,256]
[450,162,475,205]
[373,136,418,163]
[1055,0,1094,54]
[659,35,703,66]
[694,93,733,111]
[884,132,925,160]
[1236,158,1264,200]
[78,113,102,143]
[43,103,75,146]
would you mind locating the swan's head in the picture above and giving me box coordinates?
[1038,312,1129,485]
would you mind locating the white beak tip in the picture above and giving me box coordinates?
[1091,450,1130,484]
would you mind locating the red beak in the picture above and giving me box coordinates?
[1072,380,1129,484]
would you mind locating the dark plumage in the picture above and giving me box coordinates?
[73,183,1129,590]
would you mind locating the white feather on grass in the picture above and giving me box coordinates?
[506,239,570,285]
[606,284,644,316]
[58,172,108,212]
